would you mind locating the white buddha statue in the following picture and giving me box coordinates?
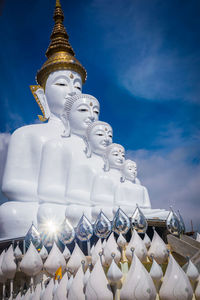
[82,121,114,220]
[114,159,151,217]
[84,121,113,158]
[120,160,141,185]
[37,94,101,227]
[0,0,87,238]
[103,143,125,172]
[91,143,125,221]
[0,0,170,239]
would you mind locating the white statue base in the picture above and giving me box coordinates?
[0,202,38,239]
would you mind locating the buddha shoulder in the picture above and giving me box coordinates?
[10,122,61,142]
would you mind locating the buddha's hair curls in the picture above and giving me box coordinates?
[63,93,100,119]
[86,121,112,139]
[124,159,137,169]
[105,143,125,157]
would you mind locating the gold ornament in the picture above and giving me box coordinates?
[36,0,87,88]
[30,85,48,122]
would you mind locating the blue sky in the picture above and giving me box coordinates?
[0,0,200,231]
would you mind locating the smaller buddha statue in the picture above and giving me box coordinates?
[63,95,102,225]
[114,159,151,217]
[103,143,125,172]
[91,143,125,221]
[61,94,100,138]
[120,160,141,184]
[37,94,100,227]
[84,121,113,158]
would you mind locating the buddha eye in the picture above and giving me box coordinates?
[108,134,112,138]
[75,86,81,90]
[97,133,104,136]
[94,110,99,114]
[78,108,88,112]
[122,154,125,157]
[55,83,67,86]
[113,153,118,156]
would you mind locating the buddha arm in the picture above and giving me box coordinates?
[143,186,151,208]
[2,128,41,202]
[65,163,96,205]
[37,139,71,204]
[113,184,121,206]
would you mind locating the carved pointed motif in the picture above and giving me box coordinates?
[149,257,163,282]
[20,242,43,277]
[94,211,112,238]
[14,243,22,260]
[112,208,130,235]
[166,207,181,235]
[107,257,123,284]
[131,204,148,233]
[76,214,93,241]
[177,210,186,234]
[25,223,41,249]
[159,254,193,299]
[120,253,156,300]
[148,230,168,264]
[58,218,75,245]
[184,258,199,282]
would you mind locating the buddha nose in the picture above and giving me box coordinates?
[105,135,110,142]
[68,92,76,97]
[120,153,124,160]
[89,109,95,121]
[89,116,95,122]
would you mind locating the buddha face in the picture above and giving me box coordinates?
[89,123,113,155]
[45,70,82,117]
[123,160,137,181]
[107,145,125,169]
[69,97,100,136]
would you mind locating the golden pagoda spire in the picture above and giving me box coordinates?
[45,0,74,58]
[56,0,61,7]
[36,0,87,88]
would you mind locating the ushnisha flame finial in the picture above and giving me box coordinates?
[56,0,61,7]
[36,0,87,88]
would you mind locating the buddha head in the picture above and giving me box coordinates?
[45,70,82,117]
[84,121,113,158]
[121,159,137,183]
[61,94,100,137]
[31,1,87,120]
[103,143,125,172]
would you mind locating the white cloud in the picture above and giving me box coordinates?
[90,0,200,103]
[0,133,11,204]
[122,53,200,103]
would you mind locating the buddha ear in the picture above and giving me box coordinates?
[60,115,71,138]
[120,175,125,183]
[86,143,92,158]
[83,137,92,158]
[34,86,51,120]
[103,155,110,172]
